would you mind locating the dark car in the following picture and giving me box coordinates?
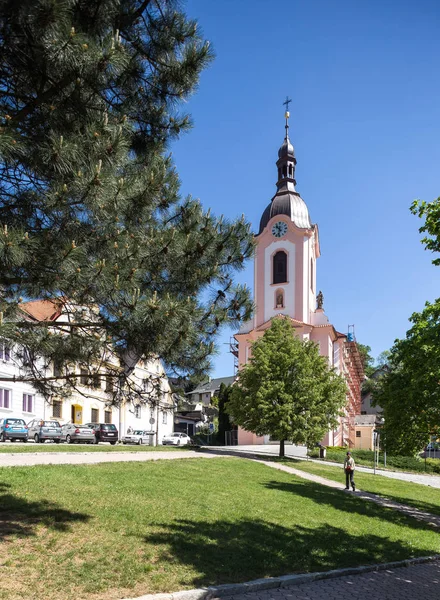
[0,417,28,442]
[84,423,118,444]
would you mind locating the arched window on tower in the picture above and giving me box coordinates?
[282,165,287,178]
[273,251,287,284]
[288,164,293,177]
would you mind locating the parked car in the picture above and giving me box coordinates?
[84,423,119,444]
[0,417,28,442]
[27,419,62,443]
[122,430,154,445]
[162,432,191,446]
[61,423,96,444]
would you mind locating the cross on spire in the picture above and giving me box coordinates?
[283,96,292,139]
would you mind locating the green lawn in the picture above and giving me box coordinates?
[0,458,439,600]
[279,458,440,516]
[0,443,190,453]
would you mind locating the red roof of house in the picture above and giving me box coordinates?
[19,299,64,322]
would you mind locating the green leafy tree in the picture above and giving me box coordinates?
[227,317,347,457]
[0,1,253,403]
[356,343,375,377]
[376,197,440,454]
[374,300,440,455]
[376,350,391,368]
[411,197,440,265]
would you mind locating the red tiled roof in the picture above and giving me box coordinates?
[19,299,64,322]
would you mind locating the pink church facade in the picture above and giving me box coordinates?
[234,110,363,447]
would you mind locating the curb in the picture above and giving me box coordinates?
[121,555,440,600]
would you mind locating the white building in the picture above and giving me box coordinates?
[0,300,175,444]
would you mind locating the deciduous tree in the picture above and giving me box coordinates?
[227,317,347,457]
[374,300,440,455]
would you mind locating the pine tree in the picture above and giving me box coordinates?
[227,317,347,457]
[0,1,254,402]
[216,382,233,445]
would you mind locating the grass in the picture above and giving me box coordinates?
[0,457,439,600]
[278,457,440,517]
[0,443,191,453]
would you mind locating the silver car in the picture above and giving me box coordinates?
[61,423,95,444]
[27,419,62,443]
[122,430,154,445]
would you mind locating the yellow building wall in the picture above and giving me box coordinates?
[354,427,374,450]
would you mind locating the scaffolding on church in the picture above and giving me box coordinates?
[342,324,364,447]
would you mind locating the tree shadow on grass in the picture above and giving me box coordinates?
[263,479,439,532]
[0,482,90,540]
[145,517,436,589]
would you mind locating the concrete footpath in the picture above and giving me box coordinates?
[0,449,221,467]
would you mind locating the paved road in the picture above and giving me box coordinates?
[0,449,220,467]
[215,560,440,600]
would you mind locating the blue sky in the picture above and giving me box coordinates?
[171,0,440,378]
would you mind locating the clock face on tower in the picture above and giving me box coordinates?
[271,221,288,238]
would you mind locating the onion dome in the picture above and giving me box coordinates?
[258,108,312,234]
[278,136,295,159]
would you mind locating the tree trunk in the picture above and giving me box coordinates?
[279,439,285,458]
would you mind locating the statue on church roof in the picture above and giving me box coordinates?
[316,290,324,310]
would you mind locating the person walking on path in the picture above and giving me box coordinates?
[344,451,356,491]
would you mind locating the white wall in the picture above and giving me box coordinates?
[0,344,46,425]
[264,239,295,323]
[0,342,174,445]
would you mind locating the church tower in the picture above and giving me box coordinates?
[254,108,320,327]
[234,105,364,447]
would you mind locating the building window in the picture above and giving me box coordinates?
[273,251,287,284]
[22,393,34,413]
[162,411,167,425]
[0,342,11,362]
[310,259,314,292]
[53,360,62,377]
[104,410,112,424]
[0,388,11,409]
[134,405,141,419]
[80,368,89,386]
[91,408,99,422]
[356,431,361,438]
[91,373,101,389]
[105,376,113,393]
[52,401,62,418]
